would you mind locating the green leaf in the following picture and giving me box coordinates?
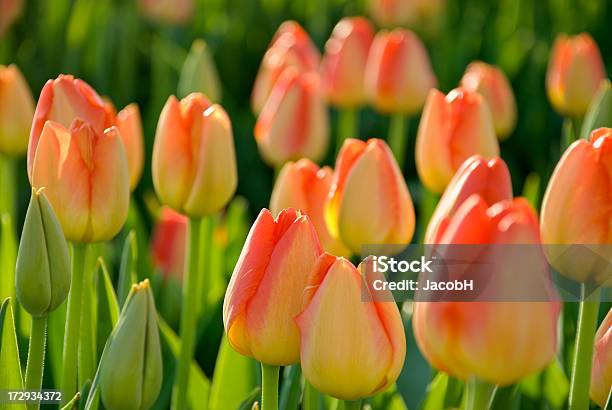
[279,365,302,410]
[0,214,16,306]
[94,258,120,362]
[48,300,67,387]
[368,384,408,410]
[543,359,569,409]
[521,173,541,209]
[118,230,138,307]
[238,387,261,410]
[0,298,25,409]
[580,80,612,140]
[490,384,521,410]
[208,336,259,410]
[421,373,463,410]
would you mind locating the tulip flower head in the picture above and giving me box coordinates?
[364,28,437,115]
[151,207,187,280]
[325,138,415,255]
[546,33,606,118]
[368,0,445,28]
[254,68,329,166]
[178,39,222,103]
[152,93,237,217]
[320,17,375,107]
[415,87,500,193]
[0,0,23,37]
[296,254,406,400]
[0,64,34,156]
[461,62,517,139]
[138,0,194,25]
[270,159,350,256]
[591,308,612,407]
[223,208,323,366]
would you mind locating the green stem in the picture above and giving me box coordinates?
[342,400,362,410]
[388,114,408,170]
[568,285,601,410]
[78,248,95,388]
[61,243,88,404]
[303,380,320,410]
[197,216,214,320]
[0,155,17,218]
[25,316,47,410]
[337,107,359,152]
[172,217,203,410]
[261,364,279,410]
[465,377,496,410]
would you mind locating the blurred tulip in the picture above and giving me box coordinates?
[138,0,193,25]
[254,68,329,166]
[151,206,187,280]
[0,64,34,156]
[223,208,322,365]
[364,28,437,115]
[0,0,23,37]
[16,188,70,317]
[368,0,445,27]
[461,62,517,139]
[152,93,237,217]
[546,33,606,118]
[28,74,112,178]
[325,138,415,254]
[415,87,499,193]
[591,308,612,407]
[270,159,350,256]
[251,21,320,114]
[116,104,145,190]
[99,280,163,410]
[414,196,560,385]
[30,120,129,243]
[296,254,405,400]
[425,155,512,243]
[178,39,222,103]
[320,17,374,107]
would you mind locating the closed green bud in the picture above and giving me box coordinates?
[100,279,163,410]
[178,39,222,102]
[15,188,70,316]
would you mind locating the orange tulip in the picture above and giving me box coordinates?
[0,64,34,156]
[364,28,437,114]
[368,0,445,27]
[254,68,329,166]
[138,0,194,25]
[413,196,560,385]
[425,155,512,243]
[28,75,112,178]
[116,104,144,190]
[151,207,187,280]
[320,17,374,107]
[152,93,237,217]
[270,159,350,257]
[591,308,612,407]
[461,62,517,139]
[296,254,405,400]
[0,0,23,37]
[546,33,606,118]
[30,120,129,243]
[415,87,499,193]
[223,208,323,365]
[251,21,320,114]
[325,138,415,254]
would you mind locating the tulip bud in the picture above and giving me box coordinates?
[31,120,130,243]
[591,308,612,407]
[0,64,34,156]
[116,104,145,191]
[541,127,612,284]
[178,39,222,103]
[325,138,415,255]
[99,279,163,410]
[413,196,560,385]
[0,0,23,37]
[251,21,320,114]
[425,155,512,243]
[546,33,606,118]
[461,62,517,139]
[270,159,350,257]
[27,75,112,178]
[15,188,70,317]
[223,208,322,365]
[254,68,329,166]
[415,87,500,193]
[320,17,374,107]
[152,94,237,217]
[364,28,437,115]
[368,0,445,28]
[151,207,187,280]
[296,254,406,400]
[138,0,193,25]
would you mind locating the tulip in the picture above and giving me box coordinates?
[368,0,445,28]
[178,39,222,103]
[295,254,406,401]
[138,0,193,25]
[254,68,329,167]
[270,159,350,257]
[151,206,187,280]
[115,104,145,190]
[325,138,415,255]
[251,21,320,114]
[27,74,112,178]
[591,308,612,407]
[0,0,23,37]
[152,93,237,217]
[413,196,560,388]
[0,64,35,156]
[461,62,517,139]
[546,33,606,118]
[425,155,512,243]
[415,87,499,193]
[99,280,163,410]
